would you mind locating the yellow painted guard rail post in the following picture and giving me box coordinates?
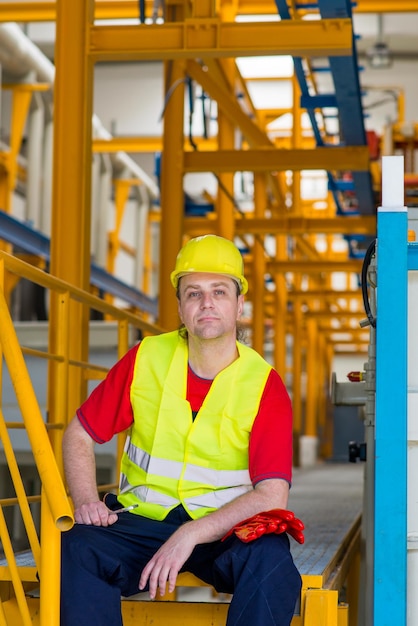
[0,507,32,626]
[0,289,74,532]
[39,491,63,626]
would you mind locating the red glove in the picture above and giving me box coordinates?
[222,509,304,544]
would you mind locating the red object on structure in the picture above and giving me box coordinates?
[366,130,380,160]
[222,509,305,544]
[347,371,364,382]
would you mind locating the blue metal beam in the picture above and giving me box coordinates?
[374,206,408,626]
[300,94,338,109]
[317,0,375,214]
[274,0,375,216]
[0,210,158,316]
[408,242,418,270]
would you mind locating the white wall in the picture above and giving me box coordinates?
[361,62,418,134]
[94,62,164,137]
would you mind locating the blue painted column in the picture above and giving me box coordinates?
[374,156,408,625]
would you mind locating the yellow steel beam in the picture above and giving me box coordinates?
[0,2,56,22]
[344,0,418,12]
[187,59,273,147]
[0,1,144,22]
[328,346,368,354]
[327,338,368,345]
[0,0,216,22]
[185,215,376,236]
[262,307,366,325]
[295,235,321,260]
[90,119,316,155]
[320,324,369,332]
[92,136,218,152]
[88,19,353,62]
[283,0,418,13]
[183,146,371,172]
[1,0,415,24]
[233,62,258,122]
[287,289,363,300]
[232,0,278,15]
[305,310,365,320]
[265,259,363,273]
[326,328,368,334]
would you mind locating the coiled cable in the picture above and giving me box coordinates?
[361,238,377,328]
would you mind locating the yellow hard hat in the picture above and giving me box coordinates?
[170,235,248,294]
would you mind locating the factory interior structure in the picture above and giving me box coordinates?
[0,1,418,625]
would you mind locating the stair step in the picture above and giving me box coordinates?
[0,550,37,582]
[121,598,228,626]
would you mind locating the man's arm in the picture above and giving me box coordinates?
[139,477,289,599]
[62,416,118,526]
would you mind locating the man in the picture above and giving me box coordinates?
[61,234,301,626]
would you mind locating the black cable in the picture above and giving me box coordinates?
[159,77,189,122]
[187,77,198,151]
[361,238,376,328]
[139,0,145,23]
[201,91,209,140]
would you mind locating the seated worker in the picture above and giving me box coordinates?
[61,234,302,626]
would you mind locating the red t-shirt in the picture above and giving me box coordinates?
[77,343,293,485]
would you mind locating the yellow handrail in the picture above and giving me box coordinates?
[0,289,73,531]
[0,250,163,625]
[0,250,163,334]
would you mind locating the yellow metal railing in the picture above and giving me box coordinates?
[0,250,162,625]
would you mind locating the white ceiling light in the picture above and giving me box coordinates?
[366,14,392,69]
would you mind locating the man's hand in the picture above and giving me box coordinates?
[74,500,118,526]
[139,524,196,599]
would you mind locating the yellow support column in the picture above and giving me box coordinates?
[107,179,132,275]
[316,332,331,459]
[216,2,237,241]
[292,277,303,467]
[303,316,319,465]
[338,603,349,626]
[49,0,94,419]
[304,589,339,626]
[273,234,288,376]
[305,317,318,438]
[46,290,70,473]
[158,59,186,330]
[291,76,302,218]
[2,85,32,213]
[252,173,266,355]
[215,60,236,241]
[0,84,48,255]
[346,547,360,626]
[316,331,326,423]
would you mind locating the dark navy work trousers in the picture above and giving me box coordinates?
[61,502,301,626]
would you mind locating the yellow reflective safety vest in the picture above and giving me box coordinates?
[117,330,272,520]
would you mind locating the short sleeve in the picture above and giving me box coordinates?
[248,369,293,486]
[76,344,139,443]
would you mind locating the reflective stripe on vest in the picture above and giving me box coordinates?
[117,330,272,521]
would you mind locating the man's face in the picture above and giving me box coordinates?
[177,273,244,341]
